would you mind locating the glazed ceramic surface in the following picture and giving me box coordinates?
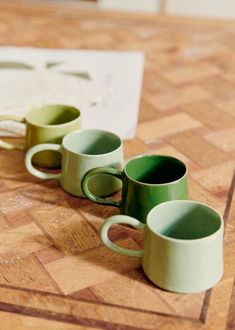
[0,104,81,168]
[25,129,123,197]
[100,200,224,293]
[82,155,188,222]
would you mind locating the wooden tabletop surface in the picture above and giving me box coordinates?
[0,1,234,329]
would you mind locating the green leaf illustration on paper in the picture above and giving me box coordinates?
[46,62,63,68]
[0,62,91,81]
[61,71,91,80]
[45,61,91,80]
[0,62,34,69]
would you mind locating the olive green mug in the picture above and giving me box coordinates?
[82,155,188,222]
[0,104,81,168]
[100,200,224,293]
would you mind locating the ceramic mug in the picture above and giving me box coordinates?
[0,104,81,168]
[100,200,224,293]
[25,129,123,197]
[82,155,188,222]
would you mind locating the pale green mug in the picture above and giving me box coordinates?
[0,104,81,168]
[25,129,123,197]
[100,200,224,293]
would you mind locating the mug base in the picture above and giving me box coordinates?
[143,268,223,294]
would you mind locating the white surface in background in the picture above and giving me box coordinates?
[0,47,144,139]
[167,0,235,19]
[99,0,160,13]
[98,0,235,19]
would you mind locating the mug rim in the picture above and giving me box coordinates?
[25,104,81,128]
[62,128,122,157]
[124,154,188,186]
[146,200,223,243]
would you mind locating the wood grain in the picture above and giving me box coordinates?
[0,1,234,329]
[44,238,141,294]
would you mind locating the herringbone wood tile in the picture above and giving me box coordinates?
[0,1,234,329]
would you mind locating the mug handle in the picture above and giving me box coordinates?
[100,215,144,257]
[0,115,25,150]
[25,143,62,180]
[81,167,122,207]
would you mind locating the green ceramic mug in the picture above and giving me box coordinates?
[100,200,224,293]
[25,129,123,197]
[0,104,81,168]
[82,155,188,222]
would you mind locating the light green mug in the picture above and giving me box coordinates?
[0,104,81,168]
[25,129,123,197]
[82,155,188,222]
[100,200,224,293]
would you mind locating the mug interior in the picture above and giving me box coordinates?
[63,129,121,155]
[125,155,186,184]
[26,104,80,126]
[148,201,222,240]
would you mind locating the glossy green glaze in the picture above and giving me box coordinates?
[100,200,224,293]
[0,104,81,168]
[82,155,188,222]
[25,129,123,197]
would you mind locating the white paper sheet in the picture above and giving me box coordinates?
[0,47,144,139]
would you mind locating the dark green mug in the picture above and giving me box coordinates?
[81,155,188,222]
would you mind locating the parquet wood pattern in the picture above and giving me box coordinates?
[0,1,234,329]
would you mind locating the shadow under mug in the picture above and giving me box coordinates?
[82,155,188,222]
[25,129,124,197]
[0,104,81,168]
[100,200,224,293]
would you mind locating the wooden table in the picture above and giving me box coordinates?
[0,1,234,329]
